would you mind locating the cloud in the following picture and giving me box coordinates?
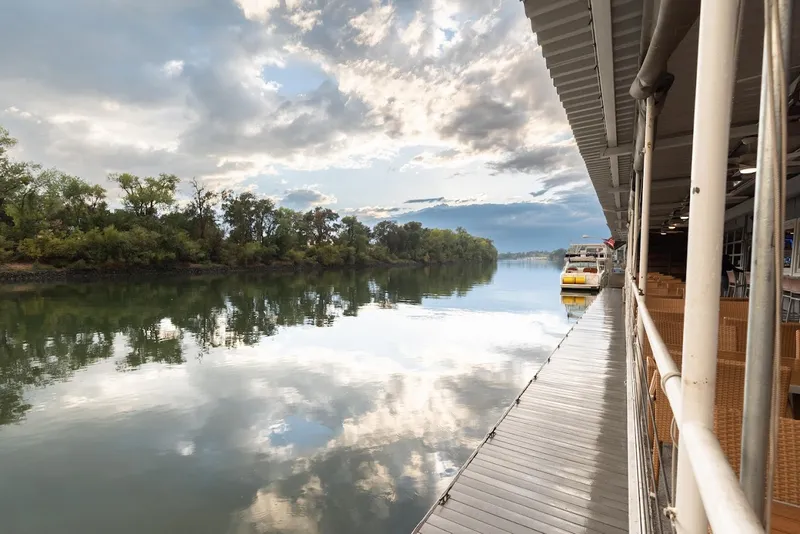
[488,145,581,175]
[234,0,281,22]
[342,206,404,220]
[281,187,337,209]
[0,0,588,223]
[404,197,445,204]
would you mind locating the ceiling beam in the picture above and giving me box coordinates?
[602,119,800,158]
[607,175,693,193]
[601,122,761,158]
[605,200,684,215]
[589,0,621,211]
[606,171,751,194]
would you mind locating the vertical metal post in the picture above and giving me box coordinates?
[636,97,656,345]
[675,1,741,532]
[633,175,641,279]
[623,180,644,534]
[627,186,636,288]
[740,0,791,522]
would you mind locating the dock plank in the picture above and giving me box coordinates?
[413,289,629,533]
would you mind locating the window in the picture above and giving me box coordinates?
[724,228,746,272]
[785,220,797,276]
[741,220,800,278]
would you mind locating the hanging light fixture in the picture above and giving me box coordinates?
[739,163,757,174]
[735,139,758,174]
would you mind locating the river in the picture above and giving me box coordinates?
[0,261,579,534]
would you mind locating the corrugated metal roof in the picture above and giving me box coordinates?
[526,0,800,236]
[525,0,643,239]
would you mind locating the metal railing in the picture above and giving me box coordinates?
[621,0,790,530]
[627,279,764,533]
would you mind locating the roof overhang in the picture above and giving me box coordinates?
[525,0,800,237]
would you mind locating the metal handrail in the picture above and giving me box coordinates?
[628,277,764,533]
[630,278,683,420]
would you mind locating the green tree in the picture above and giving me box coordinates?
[304,207,340,246]
[253,197,277,244]
[0,123,498,270]
[221,190,256,244]
[56,175,107,231]
[110,173,179,217]
[0,126,34,227]
[339,216,370,249]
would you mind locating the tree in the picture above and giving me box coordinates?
[57,175,107,231]
[6,167,60,238]
[373,220,400,253]
[304,207,340,246]
[0,123,498,269]
[221,191,256,244]
[109,173,179,217]
[186,178,219,240]
[253,198,277,244]
[339,216,371,258]
[402,221,424,259]
[0,126,34,227]
[273,207,305,257]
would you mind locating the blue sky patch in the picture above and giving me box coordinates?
[262,61,331,97]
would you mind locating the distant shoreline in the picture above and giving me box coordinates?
[0,260,459,284]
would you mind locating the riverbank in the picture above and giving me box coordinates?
[0,260,426,284]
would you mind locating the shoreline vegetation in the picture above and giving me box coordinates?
[0,126,497,283]
[497,249,567,262]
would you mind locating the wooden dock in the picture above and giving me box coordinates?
[414,289,629,534]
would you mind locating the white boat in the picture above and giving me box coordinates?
[559,243,610,290]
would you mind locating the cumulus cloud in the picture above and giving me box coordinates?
[0,0,590,236]
[0,0,570,172]
[280,187,337,209]
[488,145,582,175]
[234,0,281,21]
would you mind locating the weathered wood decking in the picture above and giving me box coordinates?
[414,289,629,534]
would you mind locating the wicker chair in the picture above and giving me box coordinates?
[796,330,800,359]
[721,317,748,352]
[646,296,685,312]
[649,320,738,352]
[721,318,800,360]
[652,361,792,484]
[781,323,800,361]
[710,408,800,533]
[714,407,800,507]
[719,299,750,321]
[648,287,676,297]
[649,310,684,324]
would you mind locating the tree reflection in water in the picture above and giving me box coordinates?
[0,264,496,426]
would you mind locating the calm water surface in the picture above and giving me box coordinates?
[0,261,578,534]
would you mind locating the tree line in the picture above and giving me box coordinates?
[0,126,497,269]
[498,249,567,262]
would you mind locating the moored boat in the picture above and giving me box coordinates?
[559,243,609,290]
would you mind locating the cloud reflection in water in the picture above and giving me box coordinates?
[0,263,569,534]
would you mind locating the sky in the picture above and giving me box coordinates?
[0,0,607,252]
